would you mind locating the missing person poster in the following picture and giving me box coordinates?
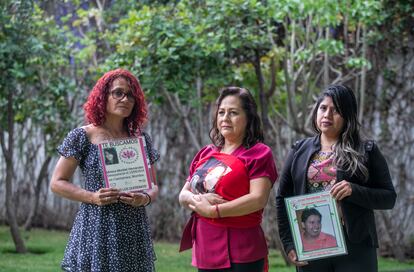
[285,191,347,261]
[98,137,152,192]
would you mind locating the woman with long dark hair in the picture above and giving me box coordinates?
[276,84,396,272]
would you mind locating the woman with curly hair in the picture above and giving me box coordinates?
[51,68,159,272]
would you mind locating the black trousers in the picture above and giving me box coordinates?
[298,230,378,272]
[198,258,264,272]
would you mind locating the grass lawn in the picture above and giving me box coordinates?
[0,226,413,271]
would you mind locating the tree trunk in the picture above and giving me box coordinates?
[358,25,367,124]
[163,88,201,150]
[2,90,27,253]
[253,49,270,131]
[379,211,405,261]
[323,27,330,87]
[196,75,205,145]
[24,156,52,230]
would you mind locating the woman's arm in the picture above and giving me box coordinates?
[179,182,197,210]
[119,164,159,207]
[50,156,119,205]
[179,182,226,210]
[119,187,158,207]
[146,164,159,201]
[188,177,272,218]
[286,249,308,267]
[143,163,159,202]
[332,143,396,210]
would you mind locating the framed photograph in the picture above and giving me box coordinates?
[284,191,347,261]
[98,137,153,192]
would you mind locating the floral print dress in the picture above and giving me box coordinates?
[57,127,159,272]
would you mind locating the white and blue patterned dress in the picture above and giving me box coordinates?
[57,127,159,272]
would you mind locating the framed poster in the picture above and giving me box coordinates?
[98,137,152,192]
[285,191,347,261]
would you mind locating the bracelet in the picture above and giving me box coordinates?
[215,204,221,219]
[142,192,151,207]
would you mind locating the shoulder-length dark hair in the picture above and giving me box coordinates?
[209,86,264,148]
[311,84,368,180]
[83,68,147,135]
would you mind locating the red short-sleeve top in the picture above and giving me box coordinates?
[184,143,278,269]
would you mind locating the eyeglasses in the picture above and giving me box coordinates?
[110,89,135,102]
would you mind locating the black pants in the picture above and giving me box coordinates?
[198,258,264,272]
[298,231,378,272]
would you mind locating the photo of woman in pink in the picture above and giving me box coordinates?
[300,208,337,252]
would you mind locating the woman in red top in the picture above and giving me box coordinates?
[179,87,278,272]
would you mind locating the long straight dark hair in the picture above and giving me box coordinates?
[209,87,264,148]
[311,84,368,181]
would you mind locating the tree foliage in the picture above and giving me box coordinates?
[0,0,75,252]
[1,0,413,260]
